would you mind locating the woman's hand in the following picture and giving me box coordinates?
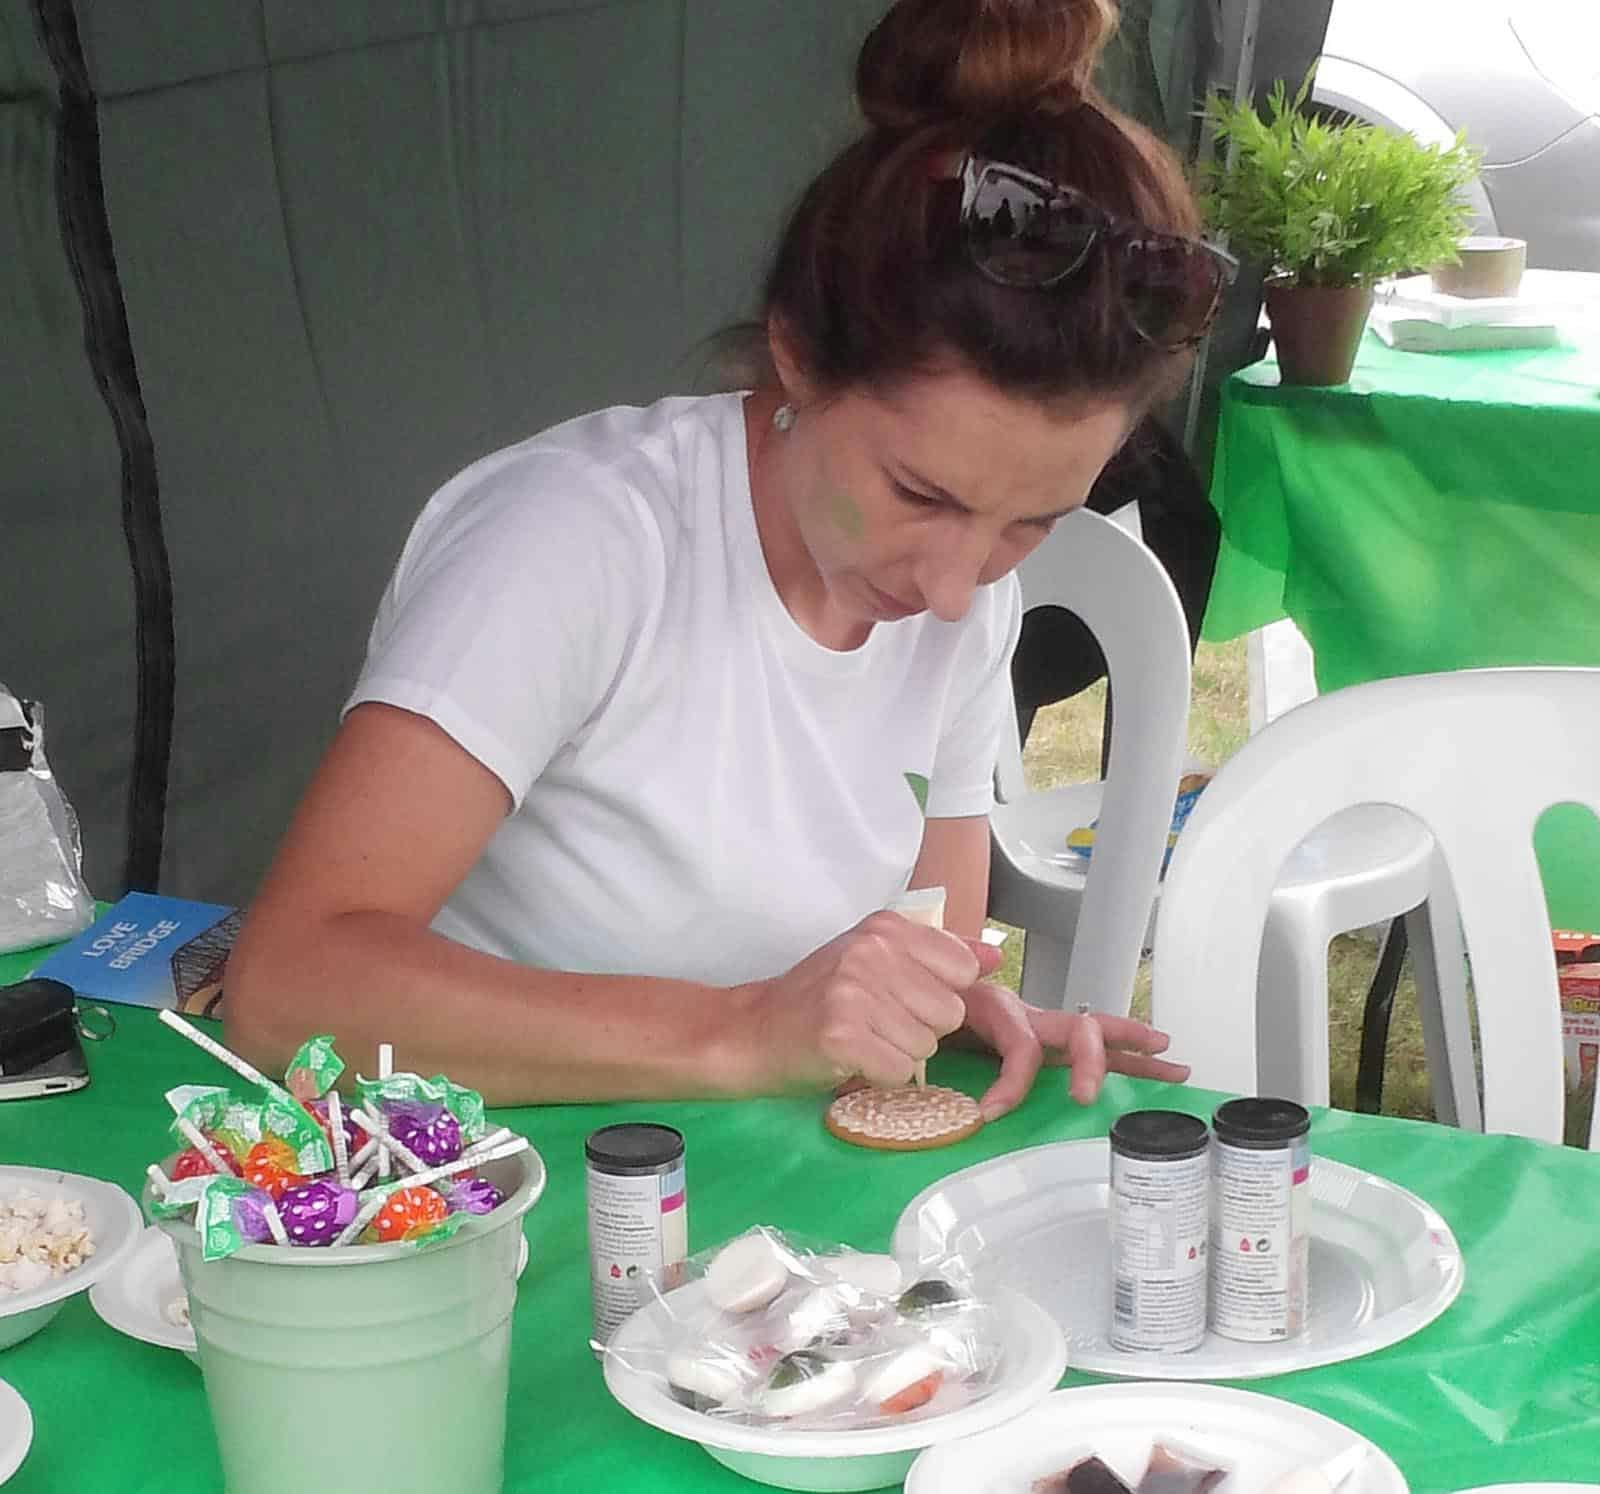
[733,912,1002,1093]
[958,981,1189,1121]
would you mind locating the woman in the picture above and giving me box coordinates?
[227,0,1230,1113]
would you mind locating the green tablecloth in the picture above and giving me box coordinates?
[1202,329,1600,929]
[3,944,1599,1491]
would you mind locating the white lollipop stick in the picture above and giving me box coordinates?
[332,1137,528,1247]
[158,1009,275,1093]
[176,1118,235,1178]
[376,1042,394,1180]
[349,1161,377,1191]
[261,1200,290,1248]
[347,1136,379,1174]
[326,1089,351,1187]
[459,1126,514,1161]
[146,1164,172,1200]
[349,1108,429,1176]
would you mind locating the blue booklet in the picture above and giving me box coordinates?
[32,892,242,1015]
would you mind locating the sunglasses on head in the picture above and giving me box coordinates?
[957,155,1239,351]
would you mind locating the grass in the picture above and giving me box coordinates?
[988,638,1442,1122]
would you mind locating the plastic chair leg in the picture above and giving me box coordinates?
[1018,930,1074,1011]
[1254,901,1334,1106]
[1409,865,1481,1131]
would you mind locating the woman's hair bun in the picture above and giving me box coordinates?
[855,0,1119,134]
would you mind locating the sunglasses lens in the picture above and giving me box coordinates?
[965,168,1098,286]
[1119,238,1229,347]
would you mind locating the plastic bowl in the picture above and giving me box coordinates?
[603,1281,1067,1493]
[0,1164,143,1352]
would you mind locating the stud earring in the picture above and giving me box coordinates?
[772,403,797,433]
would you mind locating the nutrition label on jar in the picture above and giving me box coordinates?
[586,1162,687,1343]
[1210,1140,1310,1340]
[1109,1150,1209,1351]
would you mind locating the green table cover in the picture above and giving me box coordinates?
[1202,329,1600,929]
[2,936,1598,1492]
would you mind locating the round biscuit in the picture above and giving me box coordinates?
[824,1084,983,1151]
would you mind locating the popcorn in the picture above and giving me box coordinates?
[0,1187,96,1292]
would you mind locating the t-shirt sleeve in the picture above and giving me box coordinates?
[345,453,657,809]
[922,576,1023,819]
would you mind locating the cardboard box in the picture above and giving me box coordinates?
[1555,930,1600,1147]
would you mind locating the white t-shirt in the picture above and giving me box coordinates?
[347,392,1020,986]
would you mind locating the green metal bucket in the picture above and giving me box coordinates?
[148,1147,545,1494]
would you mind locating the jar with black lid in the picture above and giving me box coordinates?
[585,1123,687,1346]
[1209,1098,1311,1342]
[1108,1109,1210,1353]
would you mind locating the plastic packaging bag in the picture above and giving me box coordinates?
[0,685,95,953]
[599,1225,1006,1429]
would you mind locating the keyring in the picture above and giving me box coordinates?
[75,1002,117,1042]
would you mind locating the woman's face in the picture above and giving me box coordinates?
[764,361,1136,633]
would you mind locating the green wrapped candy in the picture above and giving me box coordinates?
[284,1034,345,1100]
[355,1071,488,1141]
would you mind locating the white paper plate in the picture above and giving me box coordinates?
[1450,1487,1600,1494]
[891,1139,1462,1380]
[603,1282,1067,1492]
[905,1381,1407,1494]
[88,1226,193,1355]
[0,1378,31,1486]
[91,1225,532,1356]
[0,1164,144,1352]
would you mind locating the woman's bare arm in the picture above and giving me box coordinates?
[225,704,984,1105]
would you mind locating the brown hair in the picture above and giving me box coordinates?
[763,0,1203,409]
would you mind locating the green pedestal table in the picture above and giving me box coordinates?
[2,934,1599,1493]
[1202,327,1600,930]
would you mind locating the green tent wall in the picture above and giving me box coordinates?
[2,1,1326,908]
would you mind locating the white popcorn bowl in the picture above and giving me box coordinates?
[0,1164,143,1352]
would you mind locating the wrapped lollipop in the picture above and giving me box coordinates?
[150,1023,530,1259]
[382,1101,463,1169]
[277,1179,361,1247]
[437,1174,504,1216]
[283,1034,344,1103]
[243,1137,307,1201]
[158,1011,335,1177]
[190,1177,283,1261]
[354,1069,489,1150]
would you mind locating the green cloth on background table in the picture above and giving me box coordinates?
[2,993,1598,1493]
[1202,330,1600,929]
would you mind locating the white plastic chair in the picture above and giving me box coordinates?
[1150,667,1600,1148]
[989,507,1192,1017]
[1247,619,1476,1128]
[992,527,1476,1131]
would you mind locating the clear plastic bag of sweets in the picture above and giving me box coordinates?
[600,1224,1007,1430]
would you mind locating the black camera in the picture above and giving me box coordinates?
[0,978,90,1098]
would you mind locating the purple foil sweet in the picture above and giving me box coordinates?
[385,1101,463,1168]
[309,1096,367,1154]
[231,1187,277,1245]
[277,1179,361,1247]
[440,1175,503,1215]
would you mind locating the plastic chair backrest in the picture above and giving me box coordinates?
[996,506,1193,1014]
[1150,667,1600,1147]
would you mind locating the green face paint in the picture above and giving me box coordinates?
[824,489,865,541]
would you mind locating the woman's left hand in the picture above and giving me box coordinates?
[958,980,1189,1121]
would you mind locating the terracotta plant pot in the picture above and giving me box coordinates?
[1430,236,1527,299]
[1263,281,1375,386]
